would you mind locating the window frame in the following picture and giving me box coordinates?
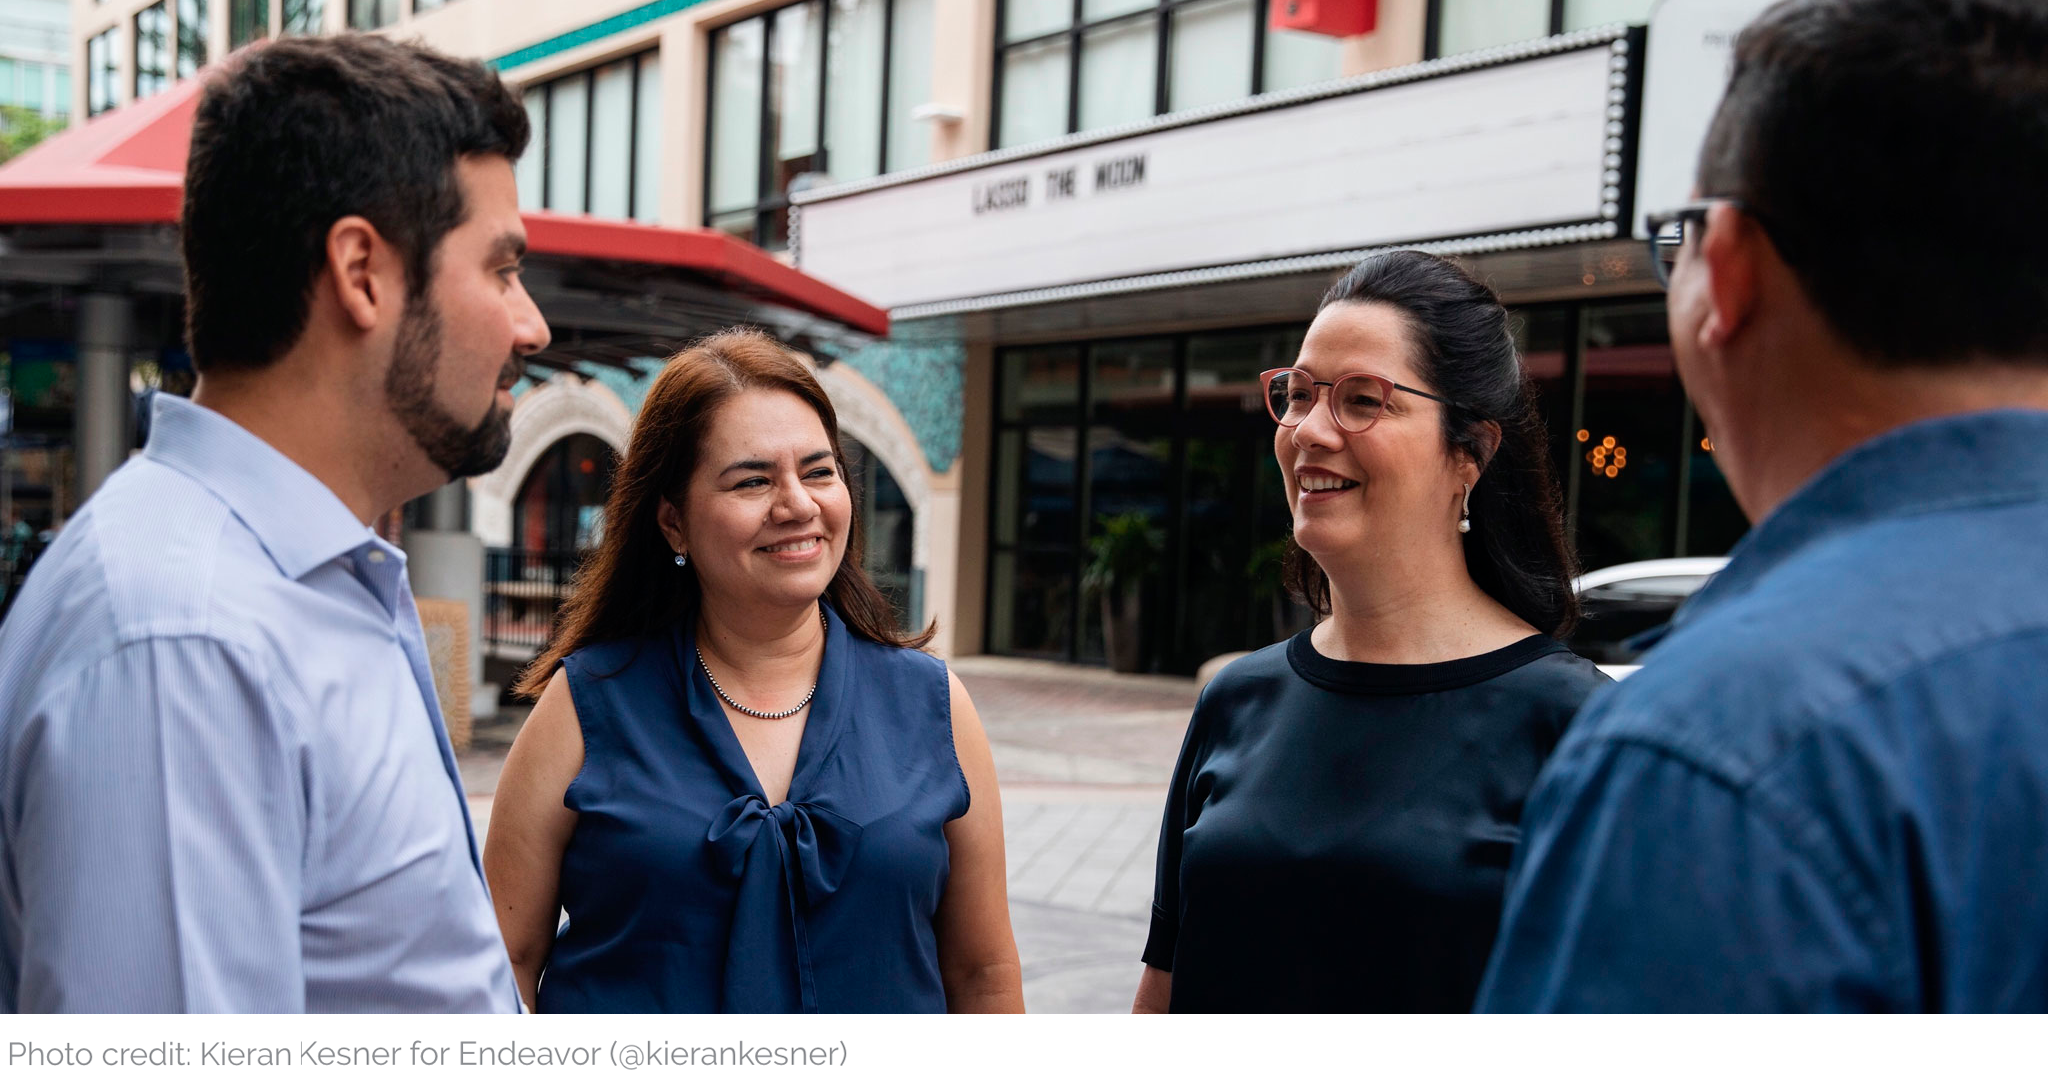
[346,0,397,32]
[282,0,325,35]
[176,0,209,78]
[985,327,1288,668]
[86,27,119,117]
[991,0,1287,150]
[229,0,268,48]
[703,0,909,251]
[133,2,169,100]
[984,297,1738,666]
[526,49,659,222]
[1425,0,1655,59]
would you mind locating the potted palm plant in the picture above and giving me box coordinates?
[1084,511,1165,673]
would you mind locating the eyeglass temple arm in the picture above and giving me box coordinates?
[1392,382,1464,410]
[1292,376,1467,412]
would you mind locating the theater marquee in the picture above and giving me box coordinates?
[792,29,1641,314]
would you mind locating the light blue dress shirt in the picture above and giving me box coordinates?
[0,394,518,1012]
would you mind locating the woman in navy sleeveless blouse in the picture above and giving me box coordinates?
[484,330,1023,1013]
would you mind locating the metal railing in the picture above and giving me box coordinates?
[483,547,583,659]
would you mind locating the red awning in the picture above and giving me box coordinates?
[0,78,888,337]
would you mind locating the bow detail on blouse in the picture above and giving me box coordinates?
[706,794,865,1012]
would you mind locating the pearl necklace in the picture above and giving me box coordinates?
[697,609,828,720]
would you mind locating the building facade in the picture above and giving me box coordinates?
[57,0,1753,671]
[1,0,70,121]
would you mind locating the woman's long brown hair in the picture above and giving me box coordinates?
[512,328,935,698]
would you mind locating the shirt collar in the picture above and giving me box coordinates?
[143,394,381,580]
[1673,408,2048,632]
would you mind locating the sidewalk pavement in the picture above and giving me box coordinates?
[459,653,1200,1014]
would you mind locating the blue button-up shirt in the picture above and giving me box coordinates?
[1479,409,2048,1012]
[0,395,517,1012]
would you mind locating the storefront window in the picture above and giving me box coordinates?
[990,328,1307,671]
[133,4,169,100]
[86,28,118,117]
[1080,340,1174,665]
[1429,0,1654,58]
[996,0,1339,149]
[1573,302,1683,571]
[988,299,1746,670]
[519,51,662,223]
[707,0,931,250]
[1683,409,1747,557]
[989,345,1082,658]
[1179,328,1306,662]
[1512,306,1579,511]
[176,0,207,78]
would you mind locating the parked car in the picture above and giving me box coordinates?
[1567,556,1730,679]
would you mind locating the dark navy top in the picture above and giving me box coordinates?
[536,603,968,1013]
[1144,631,1606,1012]
[1480,411,2048,1012]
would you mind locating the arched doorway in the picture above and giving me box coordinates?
[844,434,917,631]
[513,433,617,552]
[484,434,617,657]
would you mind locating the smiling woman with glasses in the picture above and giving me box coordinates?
[1133,250,1608,1014]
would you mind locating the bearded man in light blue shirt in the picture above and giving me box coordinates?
[0,34,549,1011]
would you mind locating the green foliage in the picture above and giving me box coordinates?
[0,106,69,166]
[1083,511,1164,598]
[1245,537,1292,599]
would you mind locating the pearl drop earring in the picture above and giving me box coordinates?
[1458,484,1472,534]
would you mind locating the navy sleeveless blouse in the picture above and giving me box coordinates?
[537,603,968,1013]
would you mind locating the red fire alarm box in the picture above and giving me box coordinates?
[1269,0,1377,37]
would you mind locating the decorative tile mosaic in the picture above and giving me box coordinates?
[817,338,966,473]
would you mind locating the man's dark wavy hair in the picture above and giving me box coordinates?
[181,34,529,374]
[1697,0,2048,366]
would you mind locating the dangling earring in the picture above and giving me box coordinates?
[674,552,689,568]
[1458,484,1472,534]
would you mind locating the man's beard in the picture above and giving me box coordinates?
[385,298,520,481]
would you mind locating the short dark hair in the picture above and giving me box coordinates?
[1288,251,1579,636]
[181,34,529,373]
[1697,0,2048,366]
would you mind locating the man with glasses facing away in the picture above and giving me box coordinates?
[0,35,548,1010]
[1478,0,2048,1011]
